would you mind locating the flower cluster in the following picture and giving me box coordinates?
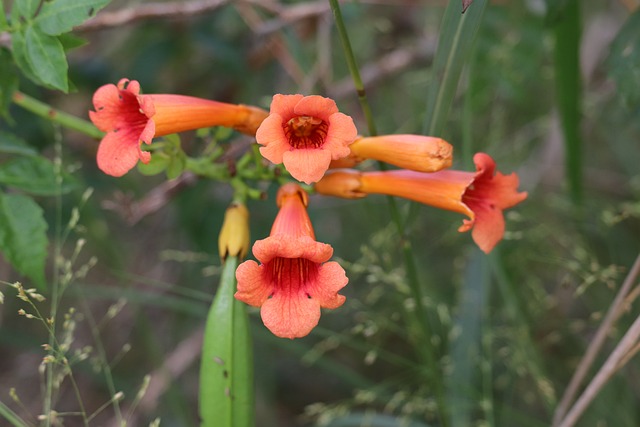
[89,80,527,338]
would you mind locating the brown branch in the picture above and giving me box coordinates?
[553,253,640,426]
[557,312,640,427]
[328,38,436,100]
[101,172,198,225]
[255,1,331,37]
[76,0,279,32]
[107,327,205,427]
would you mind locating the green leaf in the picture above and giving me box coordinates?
[422,0,489,137]
[24,25,69,92]
[0,132,38,156]
[58,33,89,51]
[0,49,19,119]
[137,154,169,176]
[0,156,79,195]
[199,256,254,427]
[166,152,186,180]
[10,30,43,86]
[35,0,111,36]
[0,193,48,290]
[10,0,39,24]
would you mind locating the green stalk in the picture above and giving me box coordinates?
[552,0,582,206]
[328,0,447,423]
[199,255,253,427]
[328,0,377,136]
[0,401,27,427]
[0,3,7,31]
[12,92,104,139]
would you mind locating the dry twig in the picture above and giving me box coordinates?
[553,253,640,426]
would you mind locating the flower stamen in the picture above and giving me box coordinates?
[284,116,329,149]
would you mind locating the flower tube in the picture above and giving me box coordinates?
[331,134,453,173]
[235,183,348,339]
[256,94,358,184]
[315,153,527,253]
[89,78,268,177]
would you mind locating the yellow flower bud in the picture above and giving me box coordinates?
[218,202,250,261]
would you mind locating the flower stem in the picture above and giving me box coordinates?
[12,92,104,139]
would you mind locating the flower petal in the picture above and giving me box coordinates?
[260,291,321,339]
[293,95,339,121]
[96,132,143,177]
[270,94,304,121]
[308,261,348,309]
[235,260,273,307]
[252,235,333,265]
[257,114,288,164]
[282,148,332,184]
[90,84,123,131]
[324,112,358,159]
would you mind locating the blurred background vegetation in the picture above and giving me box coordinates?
[1,0,640,426]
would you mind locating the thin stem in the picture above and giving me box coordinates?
[328,0,447,423]
[43,135,64,427]
[327,0,377,136]
[12,92,104,139]
[0,3,7,31]
[552,253,640,425]
[78,296,124,423]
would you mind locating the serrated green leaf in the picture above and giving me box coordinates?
[35,0,111,36]
[0,193,48,290]
[0,132,38,156]
[0,49,19,118]
[10,30,44,86]
[10,0,39,25]
[199,256,254,427]
[24,25,68,92]
[0,156,79,195]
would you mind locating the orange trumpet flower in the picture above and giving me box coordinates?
[256,94,358,184]
[315,153,527,253]
[235,183,348,339]
[89,78,268,177]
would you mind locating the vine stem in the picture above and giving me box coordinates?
[12,92,104,139]
[328,0,447,424]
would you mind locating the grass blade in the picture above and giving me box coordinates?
[423,0,488,137]
[0,401,28,427]
[551,0,582,205]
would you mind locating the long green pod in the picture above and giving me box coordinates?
[199,256,254,427]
